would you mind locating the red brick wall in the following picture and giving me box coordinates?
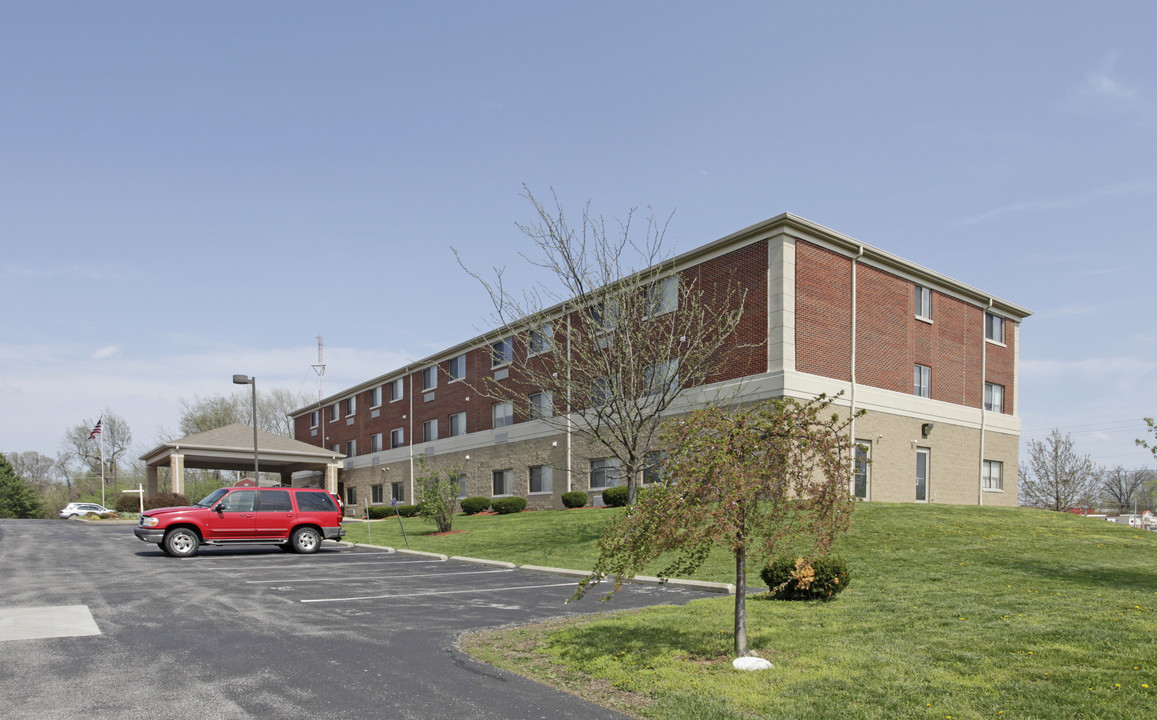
[697,240,768,384]
[796,242,852,381]
[854,262,909,393]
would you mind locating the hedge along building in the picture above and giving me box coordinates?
[289,213,1030,512]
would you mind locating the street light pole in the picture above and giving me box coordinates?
[233,374,259,484]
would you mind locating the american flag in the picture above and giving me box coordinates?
[88,419,102,440]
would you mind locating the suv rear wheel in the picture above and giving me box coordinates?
[291,526,321,554]
[164,528,201,558]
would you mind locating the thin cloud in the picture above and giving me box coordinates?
[92,345,122,360]
[961,178,1157,225]
[1066,52,1156,118]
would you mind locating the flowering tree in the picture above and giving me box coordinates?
[573,394,860,657]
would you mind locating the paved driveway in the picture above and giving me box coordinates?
[0,519,704,719]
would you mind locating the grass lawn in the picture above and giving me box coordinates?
[345,504,1156,719]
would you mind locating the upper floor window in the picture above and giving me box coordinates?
[448,354,467,381]
[370,433,383,453]
[492,401,513,429]
[389,378,404,402]
[529,391,553,420]
[591,376,616,405]
[344,396,356,417]
[422,366,438,391]
[449,412,467,437]
[644,359,680,396]
[491,338,513,368]
[529,323,553,355]
[985,313,1005,343]
[345,440,357,457]
[370,386,382,408]
[423,419,438,443]
[308,411,319,428]
[329,403,340,422]
[644,276,678,316]
[589,301,619,334]
[984,382,1004,413]
[390,428,404,449]
[914,364,931,398]
[915,285,931,321]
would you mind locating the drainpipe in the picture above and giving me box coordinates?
[409,372,415,504]
[850,245,864,495]
[979,298,992,506]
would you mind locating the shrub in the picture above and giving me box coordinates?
[144,492,189,511]
[491,497,527,514]
[115,495,140,513]
[97,512,120,520]
[601,486,629,507]
[760,554,850,600]
[395,504,420,518]
[561,491,588,509]
[460,496,492,515]
[367,505,397,519]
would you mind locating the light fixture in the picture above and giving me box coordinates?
[921,423,934,438]
[233,374,259,482]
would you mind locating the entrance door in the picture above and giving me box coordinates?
[915,447,930,502]
[853,441,870,500]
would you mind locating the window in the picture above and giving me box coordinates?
[529,465,553,494]
[370,386,382,408]
[449,354,466,381]
[589,300,619,333]
[330,443,340,453]
[529,391,553,419]
[915,285,931,320]
[642,451,665,485]
[591,376,616,405]
[853,442,870,500]
[449,412,467,437]
[529,323,553,355]
[390,428,404,448]
[257,490,292,512]
[644,359,679,396]
[220,490,255,512]
[346,486,357,505]
[984,383,1004,413]
[492,469,512,496]
[309,410,319,428]
[389,378,404,402]
[492,401,513,428]
[915,447,930,502]
[645,276,678,316]
[985,313,1005,343]
[330,403,340,422]
[454,475,467,499]
[391,482,404,503]
[423,419,438,442]
[491,337,513,367]
[371,484,384,504]
[422,366,438,391]
[295,490,337,512]
[983,460,1003,491]
[344,396,356,417]
[370,433,383,453]
[590,458,621,489]
[913,364,931,398]
[345,440,356,457]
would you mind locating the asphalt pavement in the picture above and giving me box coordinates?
[0,519,707,720]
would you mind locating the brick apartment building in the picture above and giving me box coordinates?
[290,213,1029,511]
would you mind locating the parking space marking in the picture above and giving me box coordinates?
[189,558,443,571]
[243,568,512,584]
[300,581,578,603]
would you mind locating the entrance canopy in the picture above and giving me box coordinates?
[139,423,344,497]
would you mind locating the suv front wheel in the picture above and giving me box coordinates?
[164,528,201,558]
[291,527,321,554]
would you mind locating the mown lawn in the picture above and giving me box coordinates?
[344,504,1156,719]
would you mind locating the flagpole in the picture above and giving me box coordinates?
[100,421,106,507]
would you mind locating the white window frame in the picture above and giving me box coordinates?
[345,439,357,457]
[983,460,1003,491]
[309,410,319,429]
[985,313,1005,344]
[915,285,932,321]
[448,354,467,382]
[644,359,679,397]
[449,412,467,437]
[914,364,931,398]
[529,323,553,355]
[529,391,553,420]
[371,484,384,504]
[641,451,665,485]
[591,376,616,405]
[370,386,382,408]
[590,457,621,489]
[390,428,404,449]
[984,382,1004,413]
[370,433,383,453]
[391,482,404,503]
[529,465,553,494]
[492,469,513,497]
[454,475,468,499]
[853,441,870,500]
[330,403,340,422]
[492,401,513,429]
[344,396,356,417]
[422,366,438,391]
[423,419,438,443]
[389,378,404,402]
[589,300,619,334]
[644,276,678,317]
[491,338,513,368]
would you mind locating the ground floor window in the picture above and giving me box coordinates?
[346,485,357,506]
[492,469,512,496]
[854,441,870,500]
[454,475,467,499]
[590,458,621,489]
[529,465,552,494]
[391,482,404,503]
[916,447,930,502]
[983,460,1003,491]
[371,484,383,504]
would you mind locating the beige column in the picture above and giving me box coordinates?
[325,463,340,494]
[146,466,159,498]
[169,453,185,496]
[768,234,797,374]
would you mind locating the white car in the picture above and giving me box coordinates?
[59,503,114,519]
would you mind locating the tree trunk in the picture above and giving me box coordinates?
[734,545,747,656]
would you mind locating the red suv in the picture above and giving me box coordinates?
[134,487,346,558]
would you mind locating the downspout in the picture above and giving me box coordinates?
[409,372,415,504]
[979,298,992,506]
[850,245,863,495]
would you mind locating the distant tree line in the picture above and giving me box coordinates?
[1019,427,1155,514]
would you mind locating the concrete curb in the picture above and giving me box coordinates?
[395,549,449,561]
[450,556,517,569]
[518,565,590,579]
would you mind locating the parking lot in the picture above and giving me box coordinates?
[0,519,706,719]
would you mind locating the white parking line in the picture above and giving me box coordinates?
[244,569,512,584]
[300,581,578,603]
[191,559,442,571]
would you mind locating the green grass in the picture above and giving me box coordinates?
[346,504,1157,719]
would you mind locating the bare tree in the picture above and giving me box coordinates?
[1019,429,1100,511]
[61,409,134,504]
[1101,466,1151,513]
[4,451,57,489]
[458,187,753,503]
[178,387,312,438]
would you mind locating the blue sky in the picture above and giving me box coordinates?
[2,1,1155,469]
